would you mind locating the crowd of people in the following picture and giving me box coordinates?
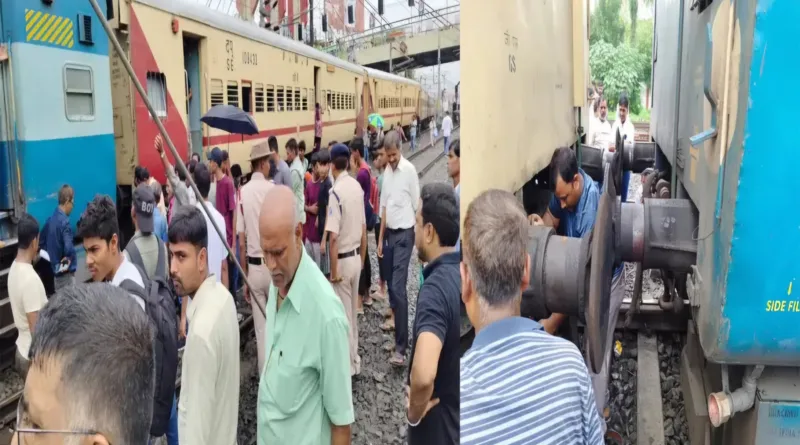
[7,115,471,445]
[7,106,620,444]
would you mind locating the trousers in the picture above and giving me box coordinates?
[386,228,413,355]
[332,255,362,375]
[248,264,271,372]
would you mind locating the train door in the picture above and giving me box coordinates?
[183,36,202,158]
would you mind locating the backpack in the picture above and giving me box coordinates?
[118,253,178,438]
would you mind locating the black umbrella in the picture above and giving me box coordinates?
[200,104,259,135]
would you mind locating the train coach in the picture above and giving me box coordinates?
[105,0,428,207]
[0,0,428,359]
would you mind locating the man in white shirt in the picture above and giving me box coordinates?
[169,206,240,445]
[181,163,229,337]
[589,97,614,150]
[8,213,48,379]
[611,94,636,203]
[77,195,146,310]
[441,111,453,154]
[377,131,420,366]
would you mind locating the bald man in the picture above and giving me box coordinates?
[256,186,355,445]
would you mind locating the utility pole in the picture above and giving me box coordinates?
[309,0,314,46]
[437,28,441,118]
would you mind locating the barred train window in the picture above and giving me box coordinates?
[277,87,285,111]
[64,64,95,121]
[266,85,275,112]
[302,88,308,111]
[294,87,300,111]
[326,91,332,110]
[227,81,239,108]
[210,79,224,107]
[286,87,293,111]
[254,83,265,112]
[145,72,167,118]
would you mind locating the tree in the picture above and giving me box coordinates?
[590,0,625,47]
[590,41,644,114]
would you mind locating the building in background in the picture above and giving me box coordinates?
[260,0,364,42]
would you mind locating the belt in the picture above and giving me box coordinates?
[337,249,358,259]
[387,227,413,233]
[247,256,264,266]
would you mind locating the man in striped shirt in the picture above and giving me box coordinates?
[459,189,604,445]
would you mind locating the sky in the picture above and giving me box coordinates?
[185,0,461,99]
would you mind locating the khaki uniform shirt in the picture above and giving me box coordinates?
[324,171,366,253]
[178,276,240,445]
[236,172,274,258]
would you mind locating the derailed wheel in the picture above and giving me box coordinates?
[585,168,617,374]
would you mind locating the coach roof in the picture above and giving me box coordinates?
[136,0,419,88]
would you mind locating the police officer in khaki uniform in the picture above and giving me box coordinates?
[236,142,274,371]
[325,143,367,376]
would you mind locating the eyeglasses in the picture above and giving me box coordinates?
[15,395,99,444]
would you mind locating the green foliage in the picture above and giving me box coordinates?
[635,19,654,89]
[590,41,644,114]
[590,1,655,114]
[590,0,625,47]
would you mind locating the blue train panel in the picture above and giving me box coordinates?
[0,0,116,232]
[693,0,800,365]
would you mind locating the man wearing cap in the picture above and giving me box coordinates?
[209,146,237,297]
[325,143,367,376]
[236,142,274,371]
[125,184,169,281]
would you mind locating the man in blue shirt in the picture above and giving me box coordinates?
[529,146,626,427]
[40,185,76,291]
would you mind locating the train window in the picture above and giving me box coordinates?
[145,72,167,118]
[254,83,265,113]
[294,87,301,111]
[241,82,252,113]
[302,88,308,111]
[266,85,275,112]
[210,79,224,107]
[286,87,293,111]
[227,81,239,108]
[310,88,315,108]
[277,87,285,111]
[326,91,332,110]
[64,64,95,121]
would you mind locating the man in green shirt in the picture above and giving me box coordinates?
[257,186,354,445]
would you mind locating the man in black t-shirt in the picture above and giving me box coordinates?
[406,183,460,445]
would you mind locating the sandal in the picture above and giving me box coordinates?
[363,296,374,307]
[389,353,405,367]
[358,307,364,316]
[382,342,395,352]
